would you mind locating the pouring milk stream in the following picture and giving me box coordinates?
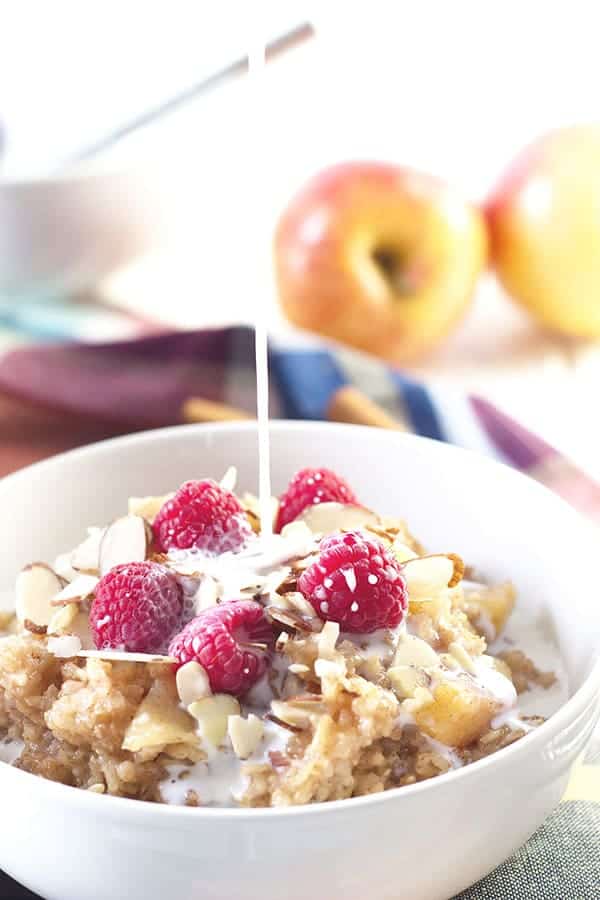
[249,37,273,540]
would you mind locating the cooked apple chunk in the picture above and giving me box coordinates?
[414,676,500,748]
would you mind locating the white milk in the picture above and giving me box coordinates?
[254,318,273,539]
[490,605,569,721]
[249,36,273,541]
[160,719,289,807]
[0,736,24,765]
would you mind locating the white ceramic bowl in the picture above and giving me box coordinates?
[0,165,164,298]
[0,422,599,900]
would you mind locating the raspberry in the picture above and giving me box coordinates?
[153,479,251,554]
[298,530,407,633]
[168,600,273,696]
[276,467,358,531]
[90,561,183,653]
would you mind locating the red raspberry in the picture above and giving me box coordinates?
[90,561,183,653]
[298,530,407,633]
[276,467,358,531]
[168,600,273,696]
[153,479,251,554]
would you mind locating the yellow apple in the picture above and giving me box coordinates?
[274,162,487,363]
[487,125,600,337]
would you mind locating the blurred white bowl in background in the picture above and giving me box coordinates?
[0,166,166,299]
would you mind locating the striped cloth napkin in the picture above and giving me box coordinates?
[0,317,598,899]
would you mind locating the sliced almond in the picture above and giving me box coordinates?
[77,649,175,663]
[70,528,105,574]
[244,507,261,534]
[15,563,65,627]
[219,466,237,493]
[228,713,264,759]
[66,609,95,650]
[266,606,319,633]
[297,502,380,537]
[53,552,79,582]
[259,567,293,602]
[286,692,324,706]
[279,520,317,559]
[317,621,340,660]
[393,633,441,669]
[24,619,47,635]
[188,694,240,747]
[128,493,173,521]
[47,602,79,635]
[314,657,345,680]
[390,540,418,563]
[123,679,197,752]
[290,554,317,573]
[270,699,312,730]
[47,634,82,658]
[99,515,149,576]
[265,714,303,734]
[242,492,279,531]
[446,553,466,588]
[88,783,106,794]
[51,574,99,607]
[285,592,317,617]
[176,661,212,706]
[288,663,310,675]
[403,555,457,598]
[275,631,289,651]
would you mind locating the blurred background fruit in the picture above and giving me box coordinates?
[3,2,600,484]
[487,124,600,338]
[274,162,487,363]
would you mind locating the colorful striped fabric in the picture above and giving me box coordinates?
[0,317,597,898]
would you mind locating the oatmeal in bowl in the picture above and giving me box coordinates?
[0,423,598,900]
[0,462,563,809]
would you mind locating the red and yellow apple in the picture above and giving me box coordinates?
[487,125,600,337]
[274,162,487,363]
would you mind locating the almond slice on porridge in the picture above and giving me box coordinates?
[99,515,150,575]
[15,563,65,627]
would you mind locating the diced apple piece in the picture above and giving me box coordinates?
[403,555,457,599]
[188,695,241,747]
[468,582,516,638]
[414,678,498,748]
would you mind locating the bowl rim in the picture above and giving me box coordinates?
[1,420,599,821]
[0,162,146,189]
